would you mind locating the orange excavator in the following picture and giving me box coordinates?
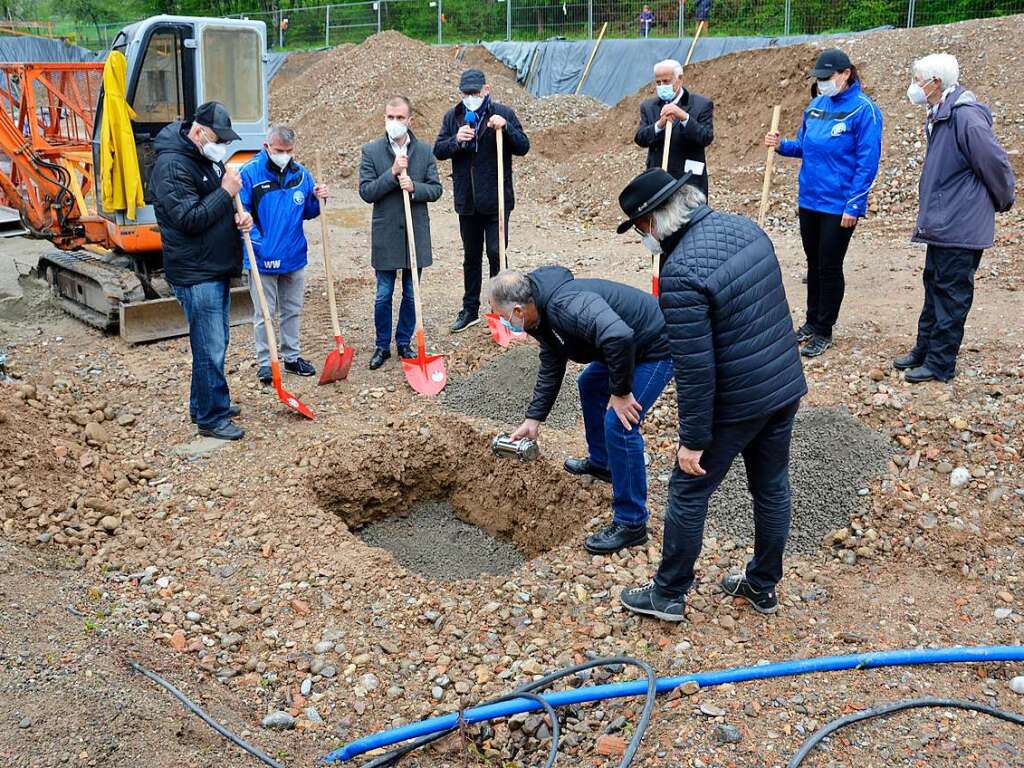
[0,15,269,342]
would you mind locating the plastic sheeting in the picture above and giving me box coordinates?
[485,33,858,105]
[0,35,100,63]
[265,52,288,82]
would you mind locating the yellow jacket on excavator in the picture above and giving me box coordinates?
[99,51,144,220]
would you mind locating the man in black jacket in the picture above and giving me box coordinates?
[150,101,253,441]
[435,68,530,333]
[634,59,713,197]
[493,267,673,555]
[615,169,807,622]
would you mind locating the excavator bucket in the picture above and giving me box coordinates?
[119,286,254,344]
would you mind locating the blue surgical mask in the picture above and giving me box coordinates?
[656,84,676,101]
[500,308,524,334]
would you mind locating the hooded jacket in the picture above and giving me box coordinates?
[912,87,1015,250]
[777,80,883,218]
[524,266,670,422]
[433,97,529,216]
[239,149,320,274]
[149,121,241,287]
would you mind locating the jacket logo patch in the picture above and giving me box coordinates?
[831,122,848,137]
[292,190,305,205]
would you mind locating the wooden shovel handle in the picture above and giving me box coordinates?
[316,151,342,339]
[235,196,280,367]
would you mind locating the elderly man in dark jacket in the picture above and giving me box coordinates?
[896,53,1015,383]
[435,68,530,333]
[150,101,253,441]
[635,59,713,197]
[359,96,444,370]
[493,267,673,555]
[615,169,807,622]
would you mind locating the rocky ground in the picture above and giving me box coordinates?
[1,15,1023,768]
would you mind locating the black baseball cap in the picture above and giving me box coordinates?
[808,48,852,79]
[616,168,693,234]
[194,101,240,142]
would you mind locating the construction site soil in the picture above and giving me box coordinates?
[1,15,1023,768]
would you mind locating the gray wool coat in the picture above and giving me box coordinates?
[358,132,443,271]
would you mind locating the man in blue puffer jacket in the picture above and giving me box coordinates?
[615,169,807,622]
[240,124,327,383]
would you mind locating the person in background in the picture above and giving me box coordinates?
[895,53,1015,383]
[360,96,443,370]
[693,0,712,29]
[766,48,882,358]
[239,124,327,384]
[149,101,252,441]
[434,68,530,334]
[634,59,713,197]
[639,5,655,38]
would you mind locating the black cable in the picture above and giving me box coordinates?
[129,661,286,768]
[788,697,1024,768]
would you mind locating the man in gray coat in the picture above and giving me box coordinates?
[359,96,443,370]
[896,53,1015,383]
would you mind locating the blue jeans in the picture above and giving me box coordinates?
[172,279,232,429]
[578,358,673,528]
[654,400,799,597]
[374,269,417,350]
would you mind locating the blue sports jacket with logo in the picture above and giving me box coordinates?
[777,81,883,218]
[239,149,320,274]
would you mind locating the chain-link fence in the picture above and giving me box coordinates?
[58,0,1024,51]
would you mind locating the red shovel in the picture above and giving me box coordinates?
[483,127,527,348]
[315,152,354,384]
[400,187,447,396]
[236,196,315,419]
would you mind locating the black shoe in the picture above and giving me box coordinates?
[563,457,612,484]
[800,334,832,358]
[721,573,779,614]
[397,344,416,360]
[368,348,391,370]
[191,403,241,424]
[585,523,648,554]
[620,583,685,622]
[893,351,924,371]
[450,310,480,334]
[257,366,272,385]
[904,365,944,384]
[284,357,316,377]
[198,420,245,441]
[795,323,814,343]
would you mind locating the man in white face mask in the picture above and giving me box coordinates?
[239,124,328,384]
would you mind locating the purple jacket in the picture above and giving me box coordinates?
[913,87,1015,250]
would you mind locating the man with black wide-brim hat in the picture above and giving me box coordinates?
[615,168,807,622]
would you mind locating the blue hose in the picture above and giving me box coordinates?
[322,645,1024,763]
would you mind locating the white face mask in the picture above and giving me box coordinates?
[269,151,291,170]
[907,81,930,106]
[201,139,228,164]
[462,94,484,112]
[641,232,662,254]
[385,119,408,141]
[816,77,839,98]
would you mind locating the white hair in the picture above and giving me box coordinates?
[488,270,533,311]
[650,184,707,239]
[654,59,683,78]
[912,53,959,90]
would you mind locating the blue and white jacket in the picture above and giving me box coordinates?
[239,150,320,274]
[777,81,883,218]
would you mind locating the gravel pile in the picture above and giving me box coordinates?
[355,501,524,580]
[708,407,891,554]
[441,345,582,428]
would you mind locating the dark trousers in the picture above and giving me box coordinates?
[171,279,232,430]
[654,400,799,597]
[459,210,509,316]
[799,208,856,338]
[912,245,982,380]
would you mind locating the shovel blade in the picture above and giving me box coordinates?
[319,337,354,385]
[485,312,512,348]
[271,361,316,419]
[651,275,659,297]
[402,353,447,396]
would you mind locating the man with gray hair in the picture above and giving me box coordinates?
[240,124,328,383]
[492,267,672,555]
[634,59,713,196]
[615,168,806,622]
[895,53,1015,383]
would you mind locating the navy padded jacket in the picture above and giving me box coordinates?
[659,206,807,450]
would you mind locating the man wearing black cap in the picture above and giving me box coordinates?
[613,168,806,622]
[150,101,253,441]
[435,68,530,333]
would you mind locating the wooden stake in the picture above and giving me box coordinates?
[575,21,608,95]
[758,105,782,228]
[684,19,705,68]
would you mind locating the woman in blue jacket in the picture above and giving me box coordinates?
[766,49,883,357]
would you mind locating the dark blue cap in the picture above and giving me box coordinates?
[459,68,486,93]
